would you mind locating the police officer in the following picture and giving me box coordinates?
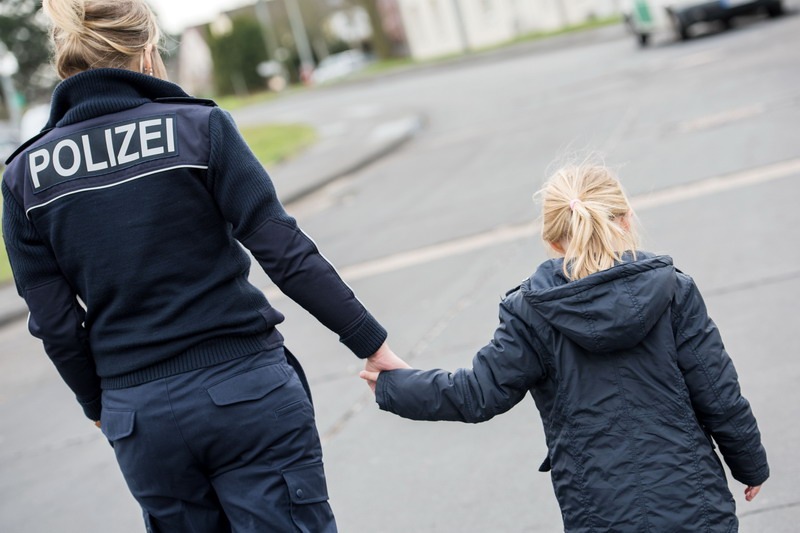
[1,1,409,531]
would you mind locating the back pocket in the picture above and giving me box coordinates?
[101,409,135,442]
[206,363,290,406]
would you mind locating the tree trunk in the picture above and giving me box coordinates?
[356,0,393,60]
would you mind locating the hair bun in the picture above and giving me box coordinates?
[43,0,87,39]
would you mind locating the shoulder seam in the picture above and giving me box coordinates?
[5,128,53,165]
[154,96,218,107]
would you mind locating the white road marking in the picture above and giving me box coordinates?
[678,103,766,133]
[632,158,800,210]
[670,50,725,70]
[342,158,800,282]
[266,158,800,299]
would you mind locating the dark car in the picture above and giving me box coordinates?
[624,0,783,45]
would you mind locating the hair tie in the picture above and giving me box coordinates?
[569,198,581,211]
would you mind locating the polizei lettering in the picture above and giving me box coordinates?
[27,115,178,192]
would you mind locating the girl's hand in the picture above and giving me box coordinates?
[360,370,380,381]
[359,370,380,392]
[744,485,761,502]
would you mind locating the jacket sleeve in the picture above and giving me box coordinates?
[206,108,386,358]
[376,293,544,423]
[1,180,101,421]
[672,274,769,486]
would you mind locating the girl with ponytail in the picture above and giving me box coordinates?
[4,1,407,531]
[362,163,768,531]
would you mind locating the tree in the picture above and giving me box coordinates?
[0,0,53,110]
[206,16,270,96]
[353,0,392,60]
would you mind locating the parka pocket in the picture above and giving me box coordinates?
[101,409,135,442]
[206,363,290,406]
[282,462,336,533]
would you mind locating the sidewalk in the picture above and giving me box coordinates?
[261,109,423,205]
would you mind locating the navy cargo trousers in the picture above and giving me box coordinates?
[100,347,337,532]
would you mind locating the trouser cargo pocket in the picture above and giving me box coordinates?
[282,462,337,533]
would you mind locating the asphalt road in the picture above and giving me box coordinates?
[2,13,799,533]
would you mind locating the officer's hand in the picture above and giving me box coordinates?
[94,420,101,429]
[362,342,410,393]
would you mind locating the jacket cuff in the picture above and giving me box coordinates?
[340,311,388,359]
[375,372,392,412]
[735,466,770,487]
[79,394,102,421]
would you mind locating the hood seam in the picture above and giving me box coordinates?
[621,274,648,339]
[573,283,606,353]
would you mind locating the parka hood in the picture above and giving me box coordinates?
[521,252,677,352]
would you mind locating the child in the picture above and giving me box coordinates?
[361,164,768,532]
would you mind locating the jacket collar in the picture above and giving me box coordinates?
[46,68,190,129]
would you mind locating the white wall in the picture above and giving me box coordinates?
[177,27,214,96]
[396,0,466,59]
[397,0,621,60]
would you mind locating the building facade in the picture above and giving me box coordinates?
[392,0,620,59]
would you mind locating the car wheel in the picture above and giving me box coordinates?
[672,16,690,40]
[638,33,650,47]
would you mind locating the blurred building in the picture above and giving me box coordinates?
[176,27,214,96]
[393,0,620,59]
[175,0,620,93]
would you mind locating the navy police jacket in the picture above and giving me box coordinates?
[376,253,768,531]
[2,69,387,421]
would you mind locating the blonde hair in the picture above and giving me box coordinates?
[537,163,638,280]
[42,0,165,79]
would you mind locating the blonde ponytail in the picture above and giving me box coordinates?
[42,0,165,79]
[537,163,638,280]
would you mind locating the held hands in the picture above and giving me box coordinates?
[361,342,410,392]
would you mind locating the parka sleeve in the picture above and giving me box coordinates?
[672,275,769,486]
[1,180,101,421]
[375,293,544,423]
[206,108,386,358]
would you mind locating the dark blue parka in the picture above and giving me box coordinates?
[376,253,769,532]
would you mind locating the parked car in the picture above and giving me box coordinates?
[624,0,783,45]
[310,50,372,85]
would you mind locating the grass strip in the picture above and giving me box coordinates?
[240,123,317,167]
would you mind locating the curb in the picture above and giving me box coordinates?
[314,23,629,94]
[0,114,424,330]
[280,115,424,205]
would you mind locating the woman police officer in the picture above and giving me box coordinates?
[1,0,408,530]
